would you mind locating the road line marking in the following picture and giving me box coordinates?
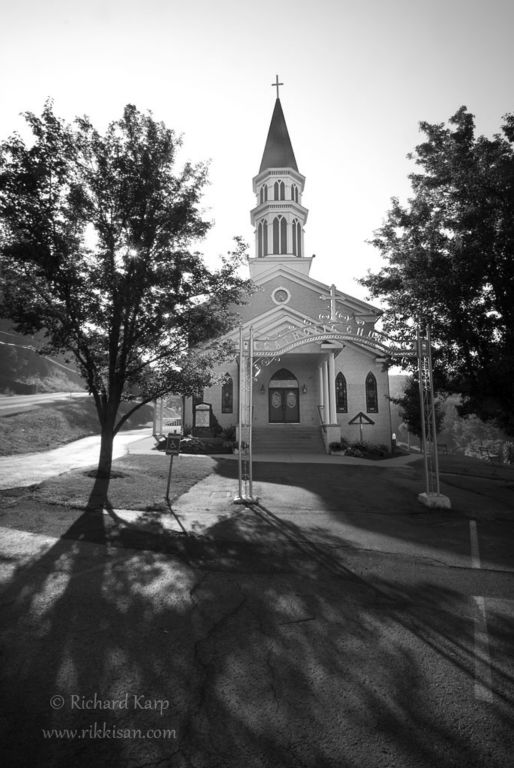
[473,596,493,702]
[469,521,493,702]
[470,520,481,569]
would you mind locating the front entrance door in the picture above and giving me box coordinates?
[269,387,300,423]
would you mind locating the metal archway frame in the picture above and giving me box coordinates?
[234,319,447,507]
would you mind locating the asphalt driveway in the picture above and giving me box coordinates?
[0,450,513,768]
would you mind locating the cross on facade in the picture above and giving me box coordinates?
[320,284,338,322]
[271,74,283,98]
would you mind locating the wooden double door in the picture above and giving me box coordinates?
[268,386,300,423]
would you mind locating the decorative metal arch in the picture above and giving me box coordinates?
[235,319,442,506]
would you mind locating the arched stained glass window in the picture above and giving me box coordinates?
[336,373,347,413]
[365,372,378,413]
[221,375,233,413]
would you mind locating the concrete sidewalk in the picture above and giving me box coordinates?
[0,428,154,489]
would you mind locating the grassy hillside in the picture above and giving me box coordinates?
[0,399,154,456]
[0,320,85,394]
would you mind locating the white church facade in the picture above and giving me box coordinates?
[184,88,393,453]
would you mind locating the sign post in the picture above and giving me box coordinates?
[164,433,181,503]
[348,411,375,443]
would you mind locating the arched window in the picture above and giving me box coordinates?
[336,373,347,413]
[291,184,298,202]
[365,372,378,413]
[259,185,268,204]
[273,216,287,254]
[270,368,298,385]
[280,216,287,254]
[221,375,233,413]
[292,219,302,256]
[273,217,279,253]
[258,220,268,258]
[274,180,285,200]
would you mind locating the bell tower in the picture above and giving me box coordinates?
[249,77,311,278]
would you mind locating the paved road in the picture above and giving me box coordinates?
[0,391,89,416]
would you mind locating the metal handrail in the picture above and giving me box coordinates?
[317,404,327,432]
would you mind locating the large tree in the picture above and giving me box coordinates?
[0,102,250,491]
[361,107,514,435]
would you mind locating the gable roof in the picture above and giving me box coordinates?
[249,262,383,317]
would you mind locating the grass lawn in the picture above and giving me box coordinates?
[0,453,217,518]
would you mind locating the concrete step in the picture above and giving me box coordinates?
[252,426,324,453]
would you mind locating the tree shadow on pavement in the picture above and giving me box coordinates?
[1,483,513,768]
[210,458,514,569]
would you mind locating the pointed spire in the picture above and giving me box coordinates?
[259,98,298,173]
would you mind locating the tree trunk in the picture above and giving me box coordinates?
[86,411,117,511]
[97,422,115,478]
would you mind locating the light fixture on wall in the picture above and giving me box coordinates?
[260,384,265,394]
[302,384,307,394]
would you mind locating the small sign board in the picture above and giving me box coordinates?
[165,434,181,456]
[194,402,211,428]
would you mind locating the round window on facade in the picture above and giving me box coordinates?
[272,287,291,305]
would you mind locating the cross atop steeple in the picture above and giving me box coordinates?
[271,74,283,99]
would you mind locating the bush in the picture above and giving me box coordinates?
[341,441,389,459]
[221,425,236,442]
[503,442,514,464]
[179,437,204,453]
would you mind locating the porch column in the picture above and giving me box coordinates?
[318,365,325,422]
[322,359,330,424]
[328,352,337,423]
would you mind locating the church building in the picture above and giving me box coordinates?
[184,84,393,454]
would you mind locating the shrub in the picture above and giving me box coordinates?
[222,425,236,442]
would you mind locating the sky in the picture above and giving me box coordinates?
[1,0,513,304]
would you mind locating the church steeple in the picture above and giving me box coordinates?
[249,78,311,278]
[259,98,298,173]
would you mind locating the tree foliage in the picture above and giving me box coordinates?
[0,101,250,485]
[361,107,514,435]
[390,376,444,439]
